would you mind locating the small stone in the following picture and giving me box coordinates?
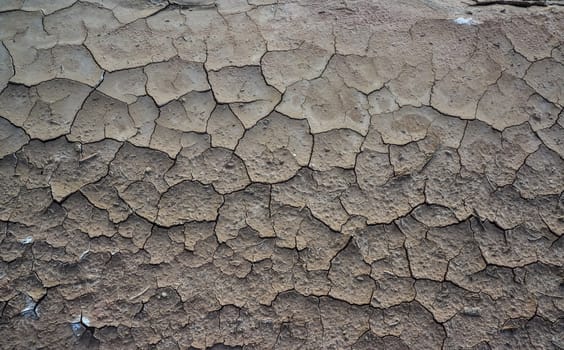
[462,307,481,317]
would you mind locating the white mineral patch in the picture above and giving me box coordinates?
[454,17,479,25]
[19,236,33,244]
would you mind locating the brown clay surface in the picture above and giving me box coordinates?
[0,0,563,349]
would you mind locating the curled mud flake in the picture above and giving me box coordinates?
[310,129,364,171]
[0,43,14,92]
[97,68,147,104]
[261,43,332,92]
[431,50,502,119]
[7,45,104,87]
[0,117,29,157]
[205,12,267,71]
[156,181,223,226]
[276,75,371,135]
[156,91,216,133]
[84,19,178,71]
[206,105,245,150]
[524,59,564,106]
[208,66,281,128]
[145,58,210,106]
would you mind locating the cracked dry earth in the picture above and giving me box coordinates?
[0,0,563,349]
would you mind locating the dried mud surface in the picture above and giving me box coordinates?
[0,0,563,349]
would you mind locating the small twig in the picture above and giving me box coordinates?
[470,0,546,7]
[470,0,564,7]
[471,0,545,6]
[78,152,98,163]
[129,286,150,301]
